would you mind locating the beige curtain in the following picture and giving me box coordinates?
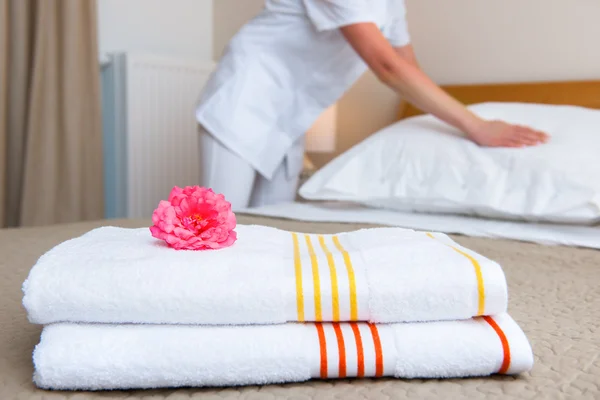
[0,0,8,226]
[0,0,103,228]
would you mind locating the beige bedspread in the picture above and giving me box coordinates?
[1,215,599,399]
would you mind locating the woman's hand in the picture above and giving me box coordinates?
[466,120,550,148]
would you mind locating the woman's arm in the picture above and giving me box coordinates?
[340,23,548,147]
[394,44,420,69]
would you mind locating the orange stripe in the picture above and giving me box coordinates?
[332,323,347,378]
[315,323,328,378]
[350,323,365,377]
[368,323,384,377]
[483,316,511,374]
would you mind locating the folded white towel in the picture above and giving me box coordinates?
[23,225,507,325]
[33,313,533,390]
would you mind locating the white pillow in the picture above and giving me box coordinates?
[299,102,600,224]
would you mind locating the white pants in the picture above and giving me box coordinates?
[198,126,305,210]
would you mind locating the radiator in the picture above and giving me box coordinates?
[101,53,214,219]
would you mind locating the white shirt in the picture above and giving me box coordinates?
[196,0,410,179]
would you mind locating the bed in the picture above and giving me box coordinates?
[397,80,600,119]
[245,80,600,249]
[1,215,599,399]
[1,81,599,399]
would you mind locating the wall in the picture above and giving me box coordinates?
[409,0,600,85]
[98,0,214,218]
[98,0,213,61]
[213,1,263,60]
[212,0,600,165]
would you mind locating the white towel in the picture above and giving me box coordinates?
[23,225,507,325]
[33,313,533,390]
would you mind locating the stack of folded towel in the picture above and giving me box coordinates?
[22,224,533,390]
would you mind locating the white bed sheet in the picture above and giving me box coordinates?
[240,202,600,249]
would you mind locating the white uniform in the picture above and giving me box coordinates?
[196,0,410,210]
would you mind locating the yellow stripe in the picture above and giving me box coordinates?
[292,233,305,321]
[318,236,340,321]
[427,232,486,316]
[305,235,322,321]
[332,236,358,320]
[452,246,486,316]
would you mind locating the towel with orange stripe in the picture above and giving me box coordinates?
[32,313,532,390]
[24,225,507,325]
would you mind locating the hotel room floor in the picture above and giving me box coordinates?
[1,215,598,399]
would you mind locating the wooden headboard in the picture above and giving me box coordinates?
[398,80,600,120]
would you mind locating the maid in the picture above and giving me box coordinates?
[195,0,548,210]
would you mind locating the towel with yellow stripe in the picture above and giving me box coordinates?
[33,313,532,390]
[23,225,507,325]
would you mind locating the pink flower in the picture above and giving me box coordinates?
[150,186,237,250]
